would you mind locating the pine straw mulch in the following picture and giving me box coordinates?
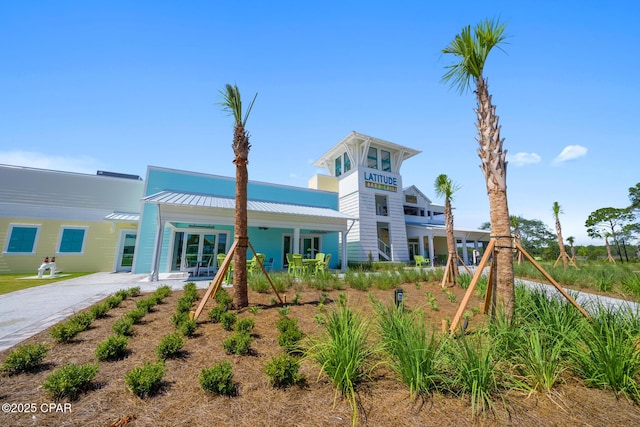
[1,279,640,427]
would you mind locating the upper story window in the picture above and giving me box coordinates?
[58,227,87,254]
[343,152,351,173]
[335,156,342,177]
[375,194,388,216]
[4,224,40,253]
[381,150,391,172]
[367,147,378,169]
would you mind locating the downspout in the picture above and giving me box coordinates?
[149,204,163,282]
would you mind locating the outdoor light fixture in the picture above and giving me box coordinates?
[394,288,404,308]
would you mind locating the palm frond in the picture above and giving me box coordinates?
[218,84,258,127]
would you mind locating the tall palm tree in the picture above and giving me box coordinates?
[434,174,461,284]
[566,236,576,260]
[219,84,257,308]
[552,201,570,268]
[442,19,514,317]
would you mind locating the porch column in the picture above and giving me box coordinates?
[293,227,300,254]
[149,205,164,282]
[418,235,425,257]
[461,237,469,265]
[341,229,348,271]
[427,234,435,266]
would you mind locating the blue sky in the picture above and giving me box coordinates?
[1,1,638,245]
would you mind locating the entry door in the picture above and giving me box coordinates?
[116,231,136,272]
[301,235,320,258]
[408,239,419,260]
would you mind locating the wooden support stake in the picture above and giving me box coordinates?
[515,242,590,319]
[449,239,496,334]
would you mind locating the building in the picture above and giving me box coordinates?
[312,131,489,265]
[0,132,489,276]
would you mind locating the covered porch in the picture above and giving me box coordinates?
[406,224,490,267]
[138,191,355,281]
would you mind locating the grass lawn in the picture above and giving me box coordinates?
[0,272,94,295]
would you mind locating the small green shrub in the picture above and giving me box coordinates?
[220,312,237,331]
[136,298,156,313]
[208,304,227,323]
[124,307,147,324]
[113,317,135,336]
[171,311,189,327]
[126,286,141,297]
[104,294,124,309]
[154,285,172,300]
[264,353,302,388]
[43,363,98,401]
[199,361,236,396]
[176,297,194,314]
[278,306,291,317]
[222,331,252,355]
[278,327,304,354]
[125,361,165,398]
[114,289,129,300]
[276,317,299,333]
[89,303,109,319]
[95,335,129,361]
[50,321,83,343]
[214,288,233,308]
[156,332,184,360]
[178,319,198,337]
[235,317,255,334]
[69,312,94,331]
[1,343,49,375]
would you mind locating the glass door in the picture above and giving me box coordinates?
[116,231,136,272]
[171,230,229,272]
[300,235,320,258]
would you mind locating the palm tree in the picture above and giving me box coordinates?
[566,236,576,260]
[434,174,461,284]
[219,84,257,308]
[442,19,514,317]
[552,201,570,268]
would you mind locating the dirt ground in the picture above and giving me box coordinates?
[1,279,640,427]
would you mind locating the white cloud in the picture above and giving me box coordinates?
[552,145,588,165]
[0,150,100,174]
[507,152,542,166]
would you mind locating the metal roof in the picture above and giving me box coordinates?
[143,191,355,221]
[104,212,140,222]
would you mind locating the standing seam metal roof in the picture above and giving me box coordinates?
[143,191,356,220]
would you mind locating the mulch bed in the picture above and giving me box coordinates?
[1,279,640,426]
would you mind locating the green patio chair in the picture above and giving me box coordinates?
[291,254,305,278]
[286,253,295,274]
[314,253,331,277]
[414,255,428,268]
[248,253,265,274]
[217,253,234,284]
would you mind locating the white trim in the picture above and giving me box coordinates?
[3,223,42,255]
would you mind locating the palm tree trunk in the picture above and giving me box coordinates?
[555,219,569,268]
[445,198,459,283]
[475,78,514,318]
[233,124,250,308]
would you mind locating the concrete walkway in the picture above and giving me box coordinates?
[0,272,205,352]
[1,271,639,352]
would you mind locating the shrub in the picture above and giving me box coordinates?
[1,343,49,375]
[278,326,304,354]
[125,361,165,398]
[50,322,82,344]
[104,294,124,309]
[264,353,302,388]
[222,331,252,355]
[43,363,98,401]
[89,303,109,319]
[220,312,237,331]
[126,286,141,297]
[114,289,129,300]
[208,304,227,323]
[68,312,94,331]
[154,285,172,300]
[214,288,233,309]
[95,335,129,361]
[176,297,194,314]
[171,311,189,327]
[156,332,184,360]
[178,319,198,337]
[113,317,135,336]
[136,298,156,313]
[199,361,236,396]
[124,307,147,324]
[235,317,255,334]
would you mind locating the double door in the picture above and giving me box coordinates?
[172,231,228,272]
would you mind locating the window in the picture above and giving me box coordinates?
[5,225,40,253]
[335,156,342,177]
[381,150,391,172]
[367,147,378,169]
[58,227,87,253]
[343,152,351,173]
[375,194,388,216]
